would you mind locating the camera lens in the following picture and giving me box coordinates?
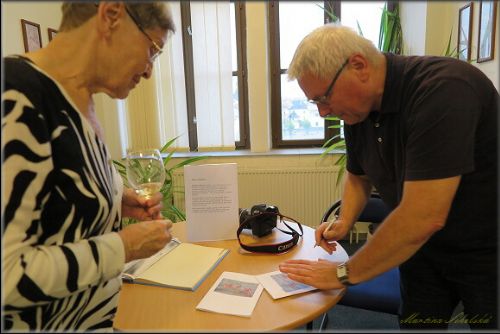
[239,208,252,225]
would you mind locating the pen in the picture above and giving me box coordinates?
[314,220,336,247]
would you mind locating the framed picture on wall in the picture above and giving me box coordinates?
[458,2,473,61]
[21,19,42,52]
[477,1,497,62]
[48,28,58,41]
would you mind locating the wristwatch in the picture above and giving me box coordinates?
[337,262,354,286]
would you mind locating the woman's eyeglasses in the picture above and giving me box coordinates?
[124,6,163,62]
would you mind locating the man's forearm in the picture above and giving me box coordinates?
[338,172,373,227]
[346,207,435,284]
[345,177,459,284]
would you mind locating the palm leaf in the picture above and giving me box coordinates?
[170,156,210,171]
[315,2,339,22]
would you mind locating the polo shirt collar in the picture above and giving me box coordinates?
[379,53,404,116]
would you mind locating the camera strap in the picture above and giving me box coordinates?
[236,216,304,254]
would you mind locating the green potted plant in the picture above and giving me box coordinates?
[113,136,208,225]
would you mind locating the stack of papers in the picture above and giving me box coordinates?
[196,270,317,317]
[122,238,229,291]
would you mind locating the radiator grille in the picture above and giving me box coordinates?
[172,167,342,228]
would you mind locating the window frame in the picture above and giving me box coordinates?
[180,2,197,151]
[268,1,340,149]
[233,1,250,149]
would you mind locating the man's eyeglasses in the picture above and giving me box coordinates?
[124,6,163,62]
[308,59,349,105]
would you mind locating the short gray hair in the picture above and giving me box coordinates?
[127,3,175,34]
[287,23,381,81]
[60,2,175,35]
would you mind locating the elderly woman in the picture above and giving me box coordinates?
[2,2,175,331]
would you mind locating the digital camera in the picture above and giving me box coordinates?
[239,204,280,237]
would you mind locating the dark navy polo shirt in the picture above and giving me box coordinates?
[345,53,498,251]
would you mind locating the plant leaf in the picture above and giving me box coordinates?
[112,137,209,224]
[170,156,209,171]
[160,136,181,153]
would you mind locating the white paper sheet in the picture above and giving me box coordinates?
[256,270,317,299]
[184,163,239,241]
[196,271,263,317]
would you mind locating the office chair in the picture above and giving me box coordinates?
[316,193,401,330]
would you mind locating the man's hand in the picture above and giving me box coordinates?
[279,259,345,290]
[315,220,351,254]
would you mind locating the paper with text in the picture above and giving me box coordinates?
[256,271,317,299]
[185,163,239,241]
[196,271,263,317]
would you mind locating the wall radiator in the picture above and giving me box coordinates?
[172,167,342,228]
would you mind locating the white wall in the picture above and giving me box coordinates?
[246,2,272,153]
[401,1,499,89]
[400,1,427,55]
[2,1,62,57]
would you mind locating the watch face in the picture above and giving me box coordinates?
[338,264,347,276]
[337,263,350,285]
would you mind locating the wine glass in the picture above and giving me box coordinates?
[126,148,166,199]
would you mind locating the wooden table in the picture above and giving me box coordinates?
[113,221,349,331]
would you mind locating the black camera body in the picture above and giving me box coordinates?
[239,204,279,237]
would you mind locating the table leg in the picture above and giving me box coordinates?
[319,313,329,331]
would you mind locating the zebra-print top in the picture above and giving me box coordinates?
[2,56,125,331]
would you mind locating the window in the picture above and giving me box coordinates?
[177,1,248,151]
[268,1,385,149]
[150,1,385,153]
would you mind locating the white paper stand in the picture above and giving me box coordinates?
[184,163,239,241]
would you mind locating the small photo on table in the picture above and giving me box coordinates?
[271,272,311,292]
[214,278,259,298]
[256,270,318,299]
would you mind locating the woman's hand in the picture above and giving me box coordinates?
[118,219,173,262]
[122,187,163,220]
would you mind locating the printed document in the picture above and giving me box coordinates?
[184,163,239,241]
[122,238,229,291]
[196,271,263,317]
[256,270,317,299]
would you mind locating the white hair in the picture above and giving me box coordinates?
[287,23,382,81]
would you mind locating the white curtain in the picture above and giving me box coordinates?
[156,1,235,151]
[157,2,190,150]
[190,1,235,150]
